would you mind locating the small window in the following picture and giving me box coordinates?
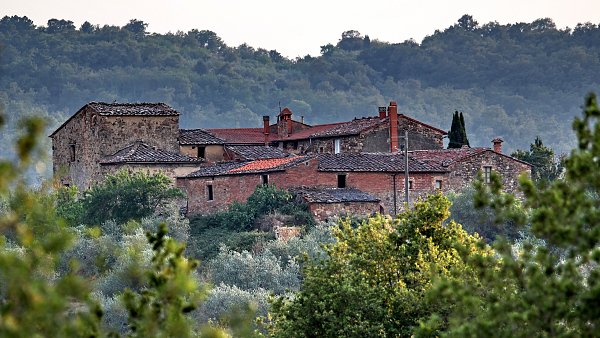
[483,166,492,184]
[261,174,269,185]
[198,146,206,158]
[337,174,346,188]
[69,144,76,162]
[319,147,324,153]
[207,184,214,201]
[435,180,442,190]
[409,181,414,190]
[334,139,341,154]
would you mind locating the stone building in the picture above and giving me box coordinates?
[51,102,190,189]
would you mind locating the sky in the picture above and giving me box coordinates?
[4,0,600,58]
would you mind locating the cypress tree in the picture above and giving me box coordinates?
[459,112,470,147]
[448,111,462,148]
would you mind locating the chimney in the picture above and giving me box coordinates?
[263,115,270,145]
[492,137,504,153]
[378,106,387,119]
[277,108,293,137]
[388,101,399,152]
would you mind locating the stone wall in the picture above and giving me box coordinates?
[308,201,381,222]
[180,144,224,163]
[398,117,445,150]
[97,115,179,156]
[446,150,531,194]
[100,163,201,184]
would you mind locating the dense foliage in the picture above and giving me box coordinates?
[448,111,470,148]
[417,93,600,337]
[268,194,489,337]
[511,136,564,183]
[3,13,600,168]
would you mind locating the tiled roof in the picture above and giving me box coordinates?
[225,145,290,160]
[317,153,447,172]
[399,114,448,135]
[409,148,532,167]
[101,142,202,164]
[184,156,312,178]
[87,102,179,116]
[179,129,225,145]
[307,117,386,138]
[206,128,274,144]
[293,187,380,203]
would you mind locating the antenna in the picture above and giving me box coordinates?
[278,101,282,113]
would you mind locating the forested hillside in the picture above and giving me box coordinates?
[2,14,600,162]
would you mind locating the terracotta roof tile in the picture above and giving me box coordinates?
[225,145,290,160]
[179,129,225,145]
[317,153,447,172]
[101,142,202,164]
[293,187,380,203]
[184,156,313,178]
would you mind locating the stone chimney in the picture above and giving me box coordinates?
[263,115,270,145]
[492,137,504,153]
[378,106,387,119]
[277,108,293,137]
[388,102,399,152]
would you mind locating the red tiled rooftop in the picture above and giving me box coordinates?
[229,156,304,173]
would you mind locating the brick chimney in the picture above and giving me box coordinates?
[492,137,504,153]
[277,108,293,137]
[263,115,270,145]
[388,101,399,152]
[378,106,387,119]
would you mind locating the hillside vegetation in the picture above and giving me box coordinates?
[2,14,600,162]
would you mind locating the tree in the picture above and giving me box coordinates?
[448,111,469,148]
[457,14,478,31]
[123,19,148,37]
[45,19,75,33]
[268,194,488,337]
[511,136,563,183]
[79,170,184,225]
[418,93,600,337]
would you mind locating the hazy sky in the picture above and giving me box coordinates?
[4,0,600,58]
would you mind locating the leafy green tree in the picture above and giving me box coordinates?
[268,194,488,337]
[448,111,469,148]
[419,93,600,337]
[80,170,184,225]
[511,136,563,183]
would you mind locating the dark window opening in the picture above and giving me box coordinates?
[409,181,414,190]
[292,141,298,150]
[435,180,442,190]
[207,184,214,201]
[261,174,269,185]
[198,146,206,158]
[319,147,324,153]
[69,144,76,162]
[484,166,492,184]
[337,174,347,188]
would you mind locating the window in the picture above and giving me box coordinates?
[319,146,324,153]
[408,180,414,190]
[207,184,214,201]
[435,180,442,190]
[197,146,206,158]
[334,139,341,154]
[337,174,347,188]
[261,174,269,185]
[483,166,492,184]
[69,143,76,162]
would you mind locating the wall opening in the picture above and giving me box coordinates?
[261,174,269,185]
[483,166,492,184]
[334,139,341,154]
[69,143,76,162]
[198,146,206,158]
[337,174,347,188]
[207,184,214,201]
[435,180,442,189]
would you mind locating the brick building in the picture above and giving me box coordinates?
[52,100,530,221]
